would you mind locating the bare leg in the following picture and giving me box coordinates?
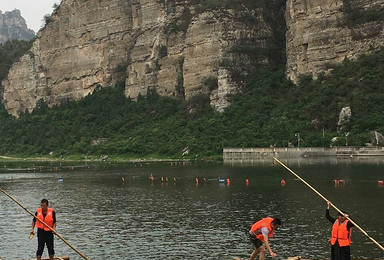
[49,255,54,260]
[258,245,266,260]
[250,245,259,260]
[37,256,42,260]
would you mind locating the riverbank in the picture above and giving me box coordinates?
[0,155,205,163]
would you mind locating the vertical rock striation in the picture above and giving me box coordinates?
[2,0,132,116]
[2,0,277,116]
[286,0,384,83]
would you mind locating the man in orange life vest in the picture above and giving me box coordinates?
[326,201,354,260]
[249,217,281,260]
[30,199,57,260]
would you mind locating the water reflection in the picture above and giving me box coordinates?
[0,161,383,259]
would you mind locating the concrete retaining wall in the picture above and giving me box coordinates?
[223,147,384,161]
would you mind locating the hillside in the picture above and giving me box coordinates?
[0,48,383,158]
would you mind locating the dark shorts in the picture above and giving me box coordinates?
[249,232,263,248]
[37,228,55,256]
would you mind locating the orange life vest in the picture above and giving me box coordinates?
[330,219,352,247]
[36,207,54,231]
[250,217,274,241]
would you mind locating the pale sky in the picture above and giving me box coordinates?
[0,0,61,33]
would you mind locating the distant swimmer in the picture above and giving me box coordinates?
[248,217,281,260]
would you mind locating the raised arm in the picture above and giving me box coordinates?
[326,201,336,223]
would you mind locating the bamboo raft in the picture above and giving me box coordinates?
[234,256,306,260]
[29,256,69,260]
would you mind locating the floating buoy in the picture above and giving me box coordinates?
[378,180,383,186]
[281,179,286,186]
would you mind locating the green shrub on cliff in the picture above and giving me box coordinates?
[0,39,33,86]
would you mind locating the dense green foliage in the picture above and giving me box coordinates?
[0,40,34,85]
[1,49,384,158]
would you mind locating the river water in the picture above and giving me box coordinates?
[0,159,383,260]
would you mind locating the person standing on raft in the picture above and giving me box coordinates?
[248,217,281,260]
[326,201,354,260]
[31,199,57,260]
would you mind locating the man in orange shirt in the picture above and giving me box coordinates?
[249,217,281,260]
[31,199,57,260]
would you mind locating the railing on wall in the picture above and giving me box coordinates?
[223,147,384,161]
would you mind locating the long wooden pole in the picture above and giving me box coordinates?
[273,157,384,251]
[0,188,92,260]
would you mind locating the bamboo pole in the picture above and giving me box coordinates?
[0,188,92,260]
[273,157,384,251]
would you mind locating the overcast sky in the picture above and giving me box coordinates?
[0,0,61,32]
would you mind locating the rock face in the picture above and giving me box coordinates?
[126,2,275,112]
[337,106,351,132]
[2,0,278,116]
[2,1,132,116]
[371,131,384,145]
[0,9,35,43]
[286,0,384,83]
[3,0,384,117]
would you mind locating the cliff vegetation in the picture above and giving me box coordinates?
[0,47,383,159]
[0,39,33,95]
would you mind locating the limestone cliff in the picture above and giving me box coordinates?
[286,0,384,83]
[5,0,384,117]
[2,0,279,116]
[2,0,132,116]
[0,9,35,43]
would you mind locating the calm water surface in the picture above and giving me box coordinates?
[0,159,383,260]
